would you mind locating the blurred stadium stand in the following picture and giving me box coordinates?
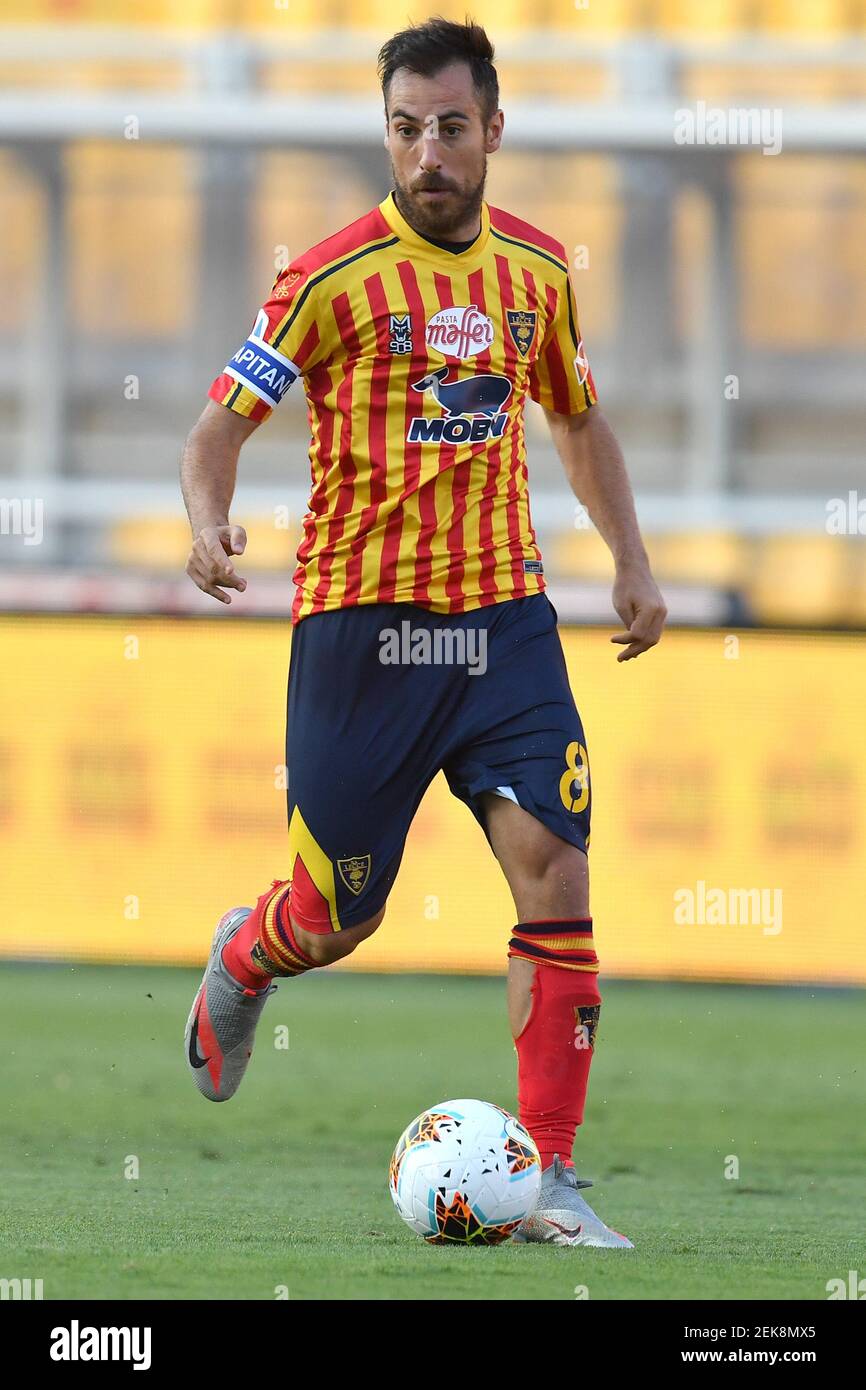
[0,1,864,626]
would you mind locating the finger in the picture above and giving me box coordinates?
[229,525,247,554]
[610,630,653,661]
[617,640,647,661]
[186,554,234,599]
[625,609,656,643]
[612,605,666,648]
[197,538,246,587]
[199,533,238,576]
[612,635,660,661]
[197,578,232,604]
[633,609,666,649]
[204,566,247,591]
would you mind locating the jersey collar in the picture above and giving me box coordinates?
[380,189,490,261]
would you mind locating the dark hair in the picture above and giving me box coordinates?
[378,16,499,125]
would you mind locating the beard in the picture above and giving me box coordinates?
[391,161,487,241]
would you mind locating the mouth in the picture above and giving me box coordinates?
[417,187,451,198]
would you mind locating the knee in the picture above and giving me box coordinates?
[513,841,589,920]
[290,903,386,966]
[526,840,587,892]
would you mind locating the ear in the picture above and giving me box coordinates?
[486,109,504,155]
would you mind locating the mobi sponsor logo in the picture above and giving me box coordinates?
[407,367,513,445]
[426,304,494,359]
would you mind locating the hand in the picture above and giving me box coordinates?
[610,563,667,661]
[185,524,248,605]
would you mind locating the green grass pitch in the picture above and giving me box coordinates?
[0,964,862,1300]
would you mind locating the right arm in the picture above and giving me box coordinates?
[180,399,259,604]
[183,250,325,602]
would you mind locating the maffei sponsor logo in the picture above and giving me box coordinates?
[426,304,494,359]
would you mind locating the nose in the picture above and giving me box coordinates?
[419,119,442,169]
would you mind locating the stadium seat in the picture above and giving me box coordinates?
[550,529,617,579]
[747,534,854,626]
[488,154,619,340]
[645,532,750,589]
[655,0,755,36]
[552,530,752,589]
[758,0,852,35]
[257,152,374,256]
[736,155,866,350]
[69,145,194,337]
[847,543,866,625]
[110,517,297,571]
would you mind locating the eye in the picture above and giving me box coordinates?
[444,126,463,138]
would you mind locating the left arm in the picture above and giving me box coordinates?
[543,404,667,661]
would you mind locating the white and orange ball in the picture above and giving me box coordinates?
[388,1098,541,1244]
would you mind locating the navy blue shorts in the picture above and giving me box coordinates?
[285,593,591,933]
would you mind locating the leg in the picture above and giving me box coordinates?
[479,791,589,1039]
[289,903,386,966]
[480,791,601,1177]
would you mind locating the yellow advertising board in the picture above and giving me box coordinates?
[0,616,863,984]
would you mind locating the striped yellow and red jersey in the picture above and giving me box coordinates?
[208,189,597,625]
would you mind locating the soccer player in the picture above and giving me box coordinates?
[181,18,666,1248]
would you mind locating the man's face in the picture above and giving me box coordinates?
[384,61,503,239]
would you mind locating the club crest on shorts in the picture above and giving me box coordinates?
[338,854,371,895]
[506,309,537,358]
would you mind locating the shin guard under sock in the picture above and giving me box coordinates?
[508,919,601,1170]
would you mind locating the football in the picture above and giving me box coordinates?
[388,1098,542,1244]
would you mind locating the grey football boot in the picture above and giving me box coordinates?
[513,1154,634,1248]
[184,907,277,1102]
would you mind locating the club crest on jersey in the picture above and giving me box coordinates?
[574,337,590,386]
[426,304,494,359]
[273,268,302,298]
[407,367,512,444]
[506,309,537,358]
[388,314,413,354]
[338,855,371,896]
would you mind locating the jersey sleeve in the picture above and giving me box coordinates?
[208,259,326,423]
[528,267,598,415]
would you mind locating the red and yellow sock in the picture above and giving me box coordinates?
[221,880,317,987]
[508,918,601,1171]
